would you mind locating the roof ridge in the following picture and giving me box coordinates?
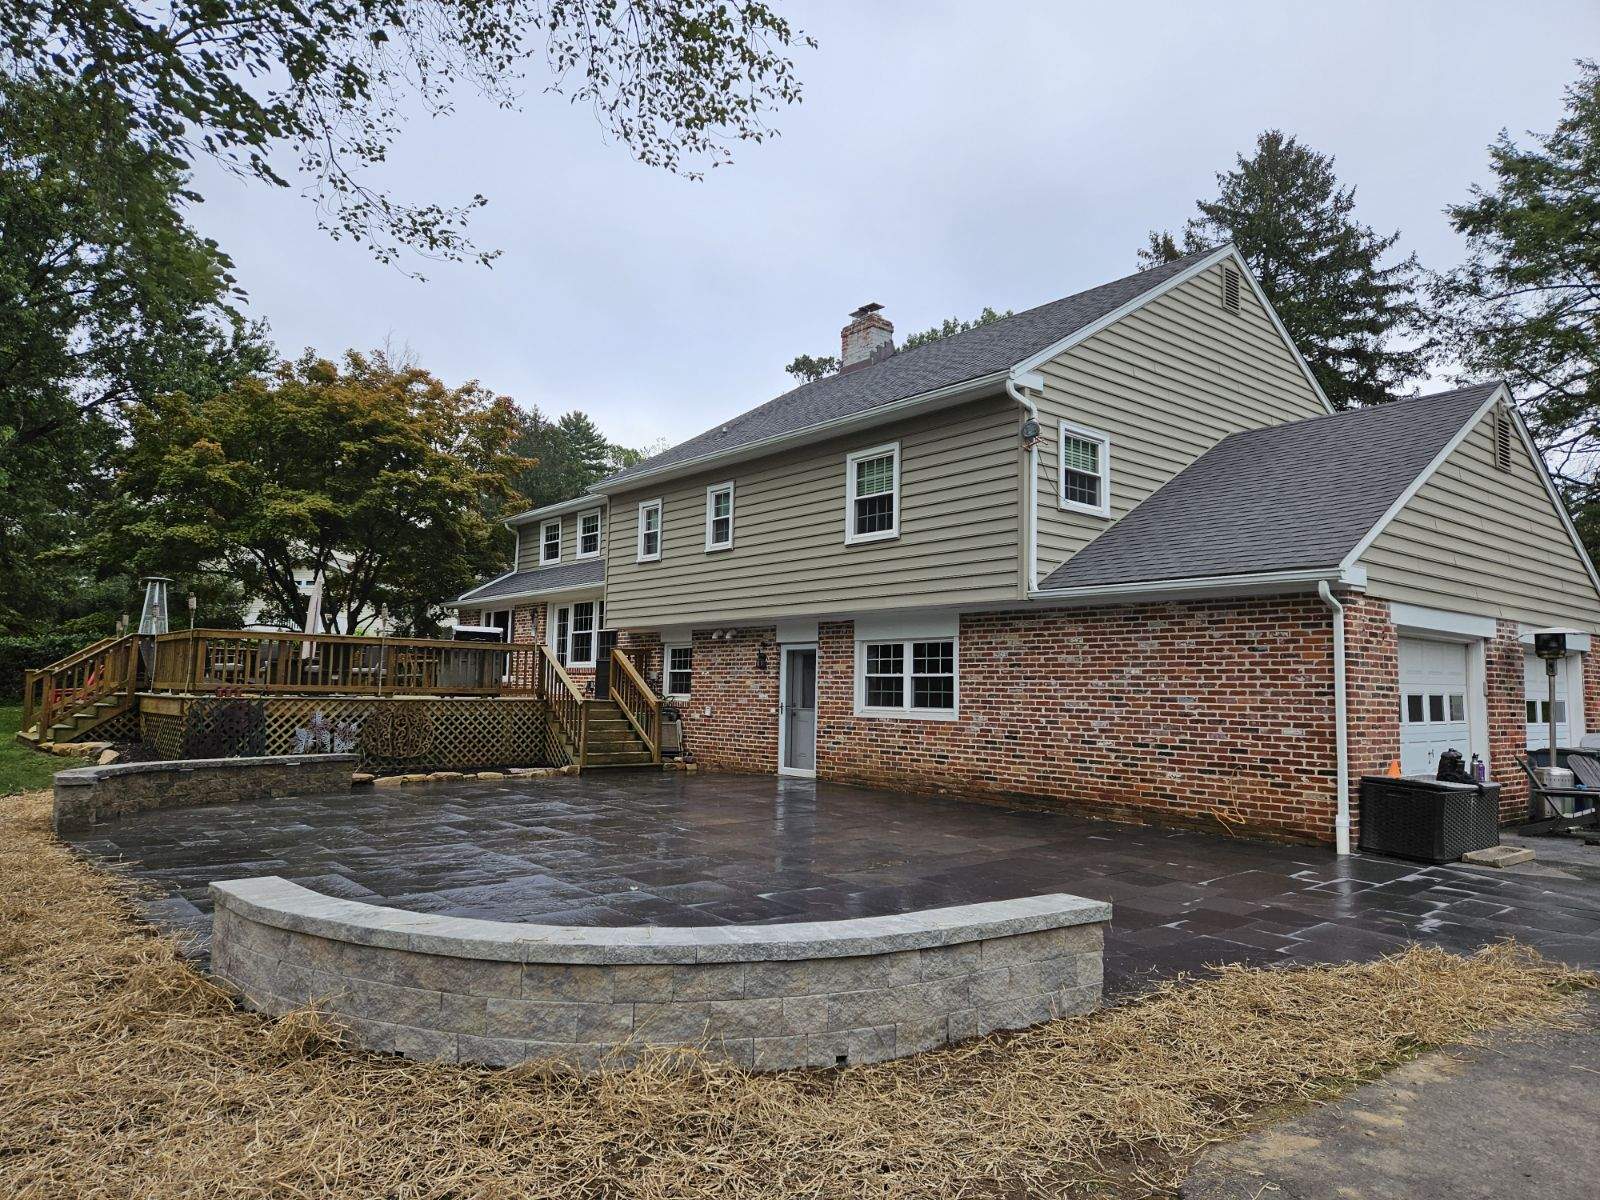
[1209,382,1503,445]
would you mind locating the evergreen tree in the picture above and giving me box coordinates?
[508,409,647,509]
[1432,60,1600,544]
[1142,130,1428,409]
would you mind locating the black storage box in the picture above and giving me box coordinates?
[1358,776,1501,864]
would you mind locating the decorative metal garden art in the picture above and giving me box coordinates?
[360,703,435,762]
[292,709,363,755]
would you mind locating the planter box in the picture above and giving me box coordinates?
[1358,776,1501,864]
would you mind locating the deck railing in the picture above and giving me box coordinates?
[608,646,661,763]
[535,642,588,767]
[149,629,543,698]
[21,633,140,738]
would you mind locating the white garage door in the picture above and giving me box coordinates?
[1398,638,1470,776]
[1524,651,1573,750]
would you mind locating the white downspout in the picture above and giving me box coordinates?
[1006,374,1041,593]
[1318,580,1352,855]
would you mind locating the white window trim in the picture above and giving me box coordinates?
[704,481,735,552]
[548,599,600,668]
[844,441,901,545]
[1057,421,1112,518]
[663,641,693,698]
[636,498,663,563]
[852,633,959,722]
[540,518,562,565]
[576,508,602,560]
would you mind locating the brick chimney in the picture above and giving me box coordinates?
[840,302,894,370]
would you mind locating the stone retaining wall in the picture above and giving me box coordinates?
[53,755,356,833]
[211,877,1109,1072]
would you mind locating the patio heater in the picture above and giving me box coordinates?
[1530,628,1575,787]
[136,575,172,680]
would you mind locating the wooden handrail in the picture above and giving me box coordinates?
[608,647,662,763]
[146,628,543,698]
[536,642,588,767]
[25,633,139,739]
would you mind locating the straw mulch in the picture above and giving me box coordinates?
[1,788,1593,1200]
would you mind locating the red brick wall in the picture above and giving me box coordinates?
[1585,650,1600,739]
[678,627,780,772]
[1342,594,1399,839]
[1485,620,1531,821]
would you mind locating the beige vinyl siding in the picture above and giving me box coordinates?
[512,505,607,572]
[603,394,1021,627]
[1360,408,1600,628]
[1034,260,1328,574]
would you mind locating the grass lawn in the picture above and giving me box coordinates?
[0,704,61,796]
[0,785,1592,1199]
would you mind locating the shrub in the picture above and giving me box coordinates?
[0,635,94,701]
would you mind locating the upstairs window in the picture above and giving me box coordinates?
[637,499,662,562]
[857,636,958,719]
[705,482,734,552]
[665,644,693,697]
[577,509,602,558]
[846,442,900,544]
[1059,423,1111,517]
[540,519,561,564]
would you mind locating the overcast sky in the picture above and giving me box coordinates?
[187,1,1598,451]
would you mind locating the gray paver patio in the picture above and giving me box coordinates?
[65,771,1600,997]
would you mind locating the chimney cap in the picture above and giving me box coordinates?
[849,302,885,319]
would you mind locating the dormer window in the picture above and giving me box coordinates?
[540,519,561,564]
[845,442,900,544]
[1059,423,1112,518]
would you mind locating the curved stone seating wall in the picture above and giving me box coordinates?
[211,878,1110,1072]
[52,754,356,834]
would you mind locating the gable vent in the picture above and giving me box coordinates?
[1493,406,1514,472]
[1220,266,1242,314]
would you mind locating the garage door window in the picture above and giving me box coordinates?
[1403,691,1465,725]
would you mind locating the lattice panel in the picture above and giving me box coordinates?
[144,696,556,772]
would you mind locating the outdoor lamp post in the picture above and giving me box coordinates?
[188,592,198,631]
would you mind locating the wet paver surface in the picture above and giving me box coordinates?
[67,771,1600,996]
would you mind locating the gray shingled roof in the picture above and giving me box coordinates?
[602,247,1225,488]
[453,557,604,605]
[1040,384,1502,590]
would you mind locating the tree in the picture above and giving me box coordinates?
[0,77,266,634]
[1,2,814,267]
[1141,130,1428,409]
[784,307,1012,383]
[784,353,838,384]
[102,351,525,634]
[1432,61,1600,523]
[508,408,648,509]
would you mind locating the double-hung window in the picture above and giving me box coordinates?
[540,518,562,564]
[664,643,693,697]
[577,508,602,558]
[637,499,662,562]
[1058,423,1111,517]
[551,600,599,667]
[845,442,899,544]
[856,635,957,719]
[705,482,734,551]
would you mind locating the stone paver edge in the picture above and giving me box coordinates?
[211,876,1113,965]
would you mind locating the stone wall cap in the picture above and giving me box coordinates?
[211,876,1111,965]
[54,753,359,785]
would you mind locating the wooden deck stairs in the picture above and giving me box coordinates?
[17,634,140,746]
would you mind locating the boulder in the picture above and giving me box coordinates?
[97,749,121,766]
[351,772,375,785]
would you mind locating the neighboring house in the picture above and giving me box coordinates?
[240,553,405,635]
[450,244,1600,845]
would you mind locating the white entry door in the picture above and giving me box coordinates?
[1524,651,1573,750]
[1398,637,1471,776]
